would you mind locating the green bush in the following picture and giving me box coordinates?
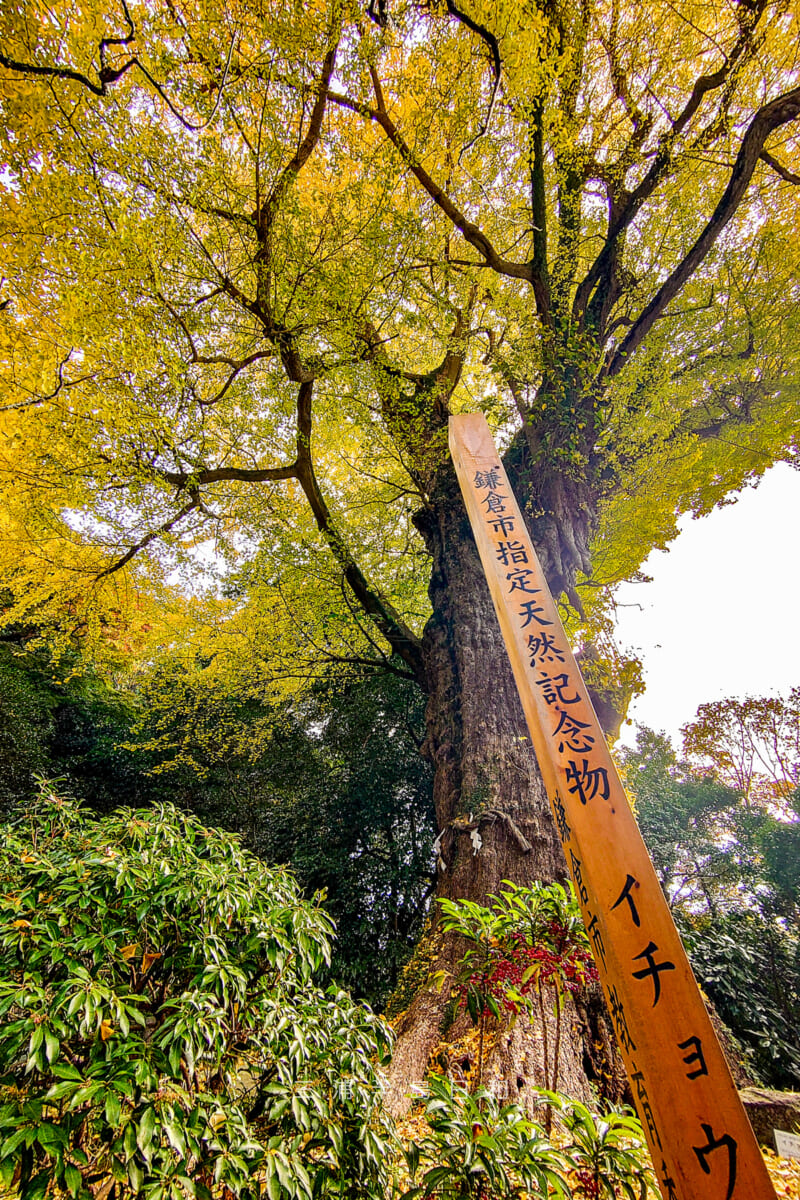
[402,1076,656,1200]
[403,1075,572,1200]
[0,786,393,1200]
[549,1093,657,1200]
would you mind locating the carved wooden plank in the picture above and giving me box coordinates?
[449,412,775,1200]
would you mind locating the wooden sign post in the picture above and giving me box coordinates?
[449,412,775,1200]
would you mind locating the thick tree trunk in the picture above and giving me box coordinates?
[386,466,626,1115]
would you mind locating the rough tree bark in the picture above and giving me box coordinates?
[385,460,627,1115]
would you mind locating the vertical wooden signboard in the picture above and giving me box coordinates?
[449,413,775,1200]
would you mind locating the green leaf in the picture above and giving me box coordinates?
[163,1118,186,1159]
[105,1093,122,1127]
[136,1107,157,1156]
[63,1164,82,1196]
[20,1170,50,1200]
[1,1128,29,1157]
[36,1123,67,1149]
[127,1157,144,1193]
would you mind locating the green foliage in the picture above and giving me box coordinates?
[127,667,436,1010]
[549,1093,657,1200]
[0,641,157,818]
[621,727,742,910]
[402,1076,572,1200]
[0,786,393,1200]
[189,674,436,1011]
[402,1076,656,1200]
[0,644,53,813]
[439,882,596,1018]
[682,914,800,1090]
[0,635,435,1010]
[758,788,800,919]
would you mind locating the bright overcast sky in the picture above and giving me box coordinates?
[613,461,800,750]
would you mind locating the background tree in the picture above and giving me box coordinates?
[131,667,436,1010]
[1,0,799,1105]
[682,691,800,808]
[622,699,800,1089]
[0,629,157,818]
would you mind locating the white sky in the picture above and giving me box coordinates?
[613,461,800,750]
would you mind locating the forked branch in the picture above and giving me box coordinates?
[326,86,537,288]
[95,493,201,579]
[605,85,800,377]
[573,1,771,329]
[0,2,237,133]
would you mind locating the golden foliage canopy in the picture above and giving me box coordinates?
[1,0,798,682]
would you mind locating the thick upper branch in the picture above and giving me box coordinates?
[573,2,770,330]
[760,150,800,185]
[161,463,297,487]
[257,44,338,231]
[605,85,800,377]
[326,88,537,287]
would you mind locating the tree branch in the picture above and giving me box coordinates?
[760,149,800,185]
[528,99,552,322]
[0,4,238,133]
[326,86,536,285]
[0,350,94,412]
[158,292,273,405]
[605,85,800,377]
[0,43,133,97]
[442,0,502,157]
[292,381,425,683]
[255,43,338,322]
[94,494,201,579]
[257,44,338,231]
[150,378,425,681]
[160,462,297,488]
[573,1,771,328]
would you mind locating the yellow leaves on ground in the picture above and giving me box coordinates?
[763,1148,800,1200]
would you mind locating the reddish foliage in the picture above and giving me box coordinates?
[574,1168,601,1197]
[458,922,599,1017]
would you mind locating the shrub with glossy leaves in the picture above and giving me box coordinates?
[439,881,598,1022]
[402,1076,656,1200]
[549,1092,657,1200]
[438,882,598,1097]
[403,1075,572,1200]
[0,786,393,1200]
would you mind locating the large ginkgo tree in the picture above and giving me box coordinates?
[1,0,799,1107]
